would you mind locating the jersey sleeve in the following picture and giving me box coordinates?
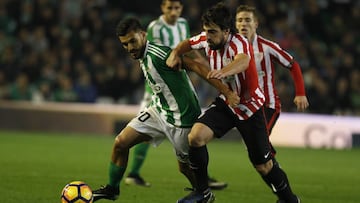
[184,20,191,38]
[189,32,207,50]
[290,61,306,96]
[232,34,252,57]
[146,20,163,45]
[267,41,293,67]
[266,40,306,96]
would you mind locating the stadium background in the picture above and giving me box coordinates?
[0,0,359,115]
[1,1,360,202]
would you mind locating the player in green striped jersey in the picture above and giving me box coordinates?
[147,2,190,49]
[124,0,189,187]
[126,0,228,190]
[92,17,238,202]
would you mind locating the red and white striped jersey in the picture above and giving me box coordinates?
[189,32,265,120]
[252,34,302,111]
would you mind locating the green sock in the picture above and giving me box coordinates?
[129,142,150,175]
[108,162,126,188]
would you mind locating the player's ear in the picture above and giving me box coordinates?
[223,28,231,35]
[140,31,146,38]
[254,19,259,29]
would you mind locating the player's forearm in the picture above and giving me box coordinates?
[167,40,193,68]
[185,50,209,67]
[221,54,250,76]
[290,61,306,96]
[173,39,192,56]
[183,56,231,95]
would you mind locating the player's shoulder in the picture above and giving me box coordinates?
[232,33,249,43]
[147,17,164,29]
[257,35,281,49]
[177,17,188,24]
[148,42,172,54]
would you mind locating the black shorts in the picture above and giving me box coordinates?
[197,97,272,165]
[263,107,280,135]
[263,107,280,156]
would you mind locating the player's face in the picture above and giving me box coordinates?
[235,11,258,41]
[203,23,230,50]
[161,1,183,25]
[118,30,146,59]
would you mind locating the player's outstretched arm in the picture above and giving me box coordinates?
[207,53,250,79]
[166,39,192,69]
[289,61,309,111]
[182,56,240,107]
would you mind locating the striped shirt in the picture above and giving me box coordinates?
[144,16,191,96]
[252,34,299,111]
[139,41,201,127]
[189,32,265,120]
[147,16,190,49]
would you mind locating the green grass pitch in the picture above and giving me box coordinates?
[1,130,359,203]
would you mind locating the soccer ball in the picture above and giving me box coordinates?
[61,181,93,203]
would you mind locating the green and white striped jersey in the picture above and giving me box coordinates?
[144,16,191,96]
[147,16,190,49]
[140,41,201,127]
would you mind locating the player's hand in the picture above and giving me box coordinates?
[166,51,182,70]
[207,70,226,79]
[294,96,309,111]
[225,91,240,108]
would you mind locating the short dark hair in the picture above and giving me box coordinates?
[161,0,183,5]
[115,17,143,37]
[201,2,235,33]
[236,5,259,20]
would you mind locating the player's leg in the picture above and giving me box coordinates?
[93,126,152,201]
[263,107,280,156]
[178,160,197,188]
[177,163,229,192]
[176,122,215,203]
[166,120,215,203]
[125,89,153,187]
[177,98,234,203]
[125,142,151,187]
[240,108,299,203]
[263,107,280,135]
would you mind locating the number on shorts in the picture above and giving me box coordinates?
[138,111,150,122]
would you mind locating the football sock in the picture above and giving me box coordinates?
[189,145,209,192]
[129,142,150,176]
[108,162,126,188]
[261,163,297,202]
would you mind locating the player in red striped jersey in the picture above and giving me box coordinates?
[236,4,309,132]
[167,3,300,203]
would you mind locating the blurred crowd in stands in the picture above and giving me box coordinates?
[0,0,359,116]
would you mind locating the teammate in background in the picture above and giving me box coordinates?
[166,3,300,203]
[235,5,309,141]
[92,17,238,202]
[125,0,228,190]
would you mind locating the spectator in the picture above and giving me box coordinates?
[8,73,33,101]
[53,74,77,102]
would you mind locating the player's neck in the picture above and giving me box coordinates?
[249,34,256,43]
[162,15,177,26]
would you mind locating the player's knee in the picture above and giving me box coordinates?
[255,159,273,176]
[188,133,205,147]
[188,124,213,147]
[113,134,129,151]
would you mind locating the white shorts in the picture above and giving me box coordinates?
[127,106,191,163]
[138,91,152,112]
